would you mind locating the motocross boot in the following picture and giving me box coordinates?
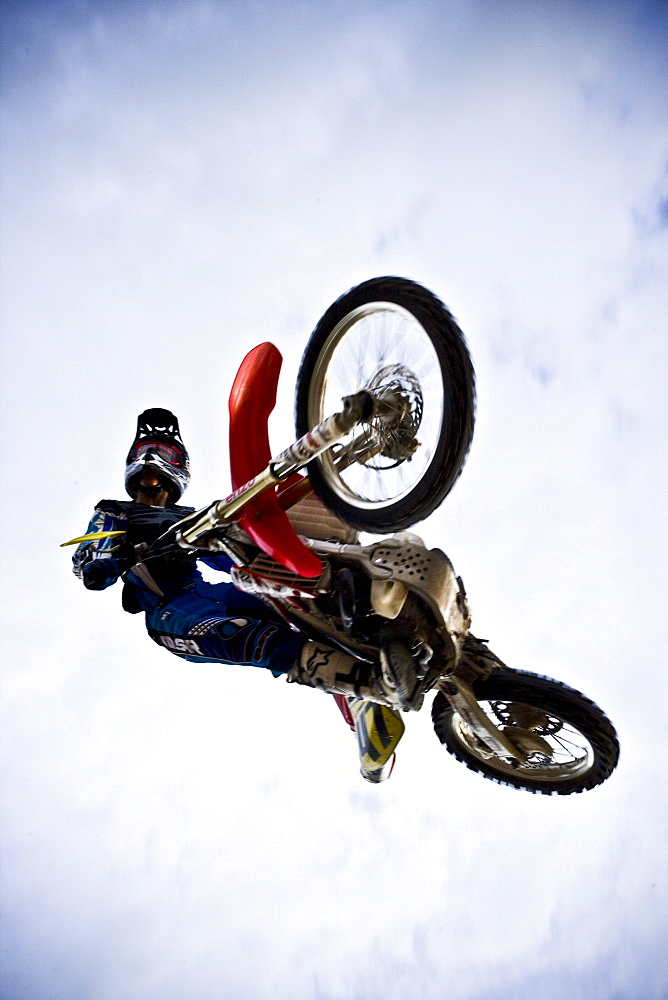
[286,641,430,712]
[379,634,433,712]
[349,698,405,783]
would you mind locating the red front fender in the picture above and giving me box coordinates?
[228,343,322,578]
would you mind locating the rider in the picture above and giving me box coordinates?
[73,408,426,780]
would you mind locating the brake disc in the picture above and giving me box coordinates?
[364,365,423,466]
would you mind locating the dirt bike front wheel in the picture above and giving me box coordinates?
[294,277,475,533]
[431,669,620,794]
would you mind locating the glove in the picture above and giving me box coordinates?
[82,558,123,591]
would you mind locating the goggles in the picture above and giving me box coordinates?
[128,440,186,467]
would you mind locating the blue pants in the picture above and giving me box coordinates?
[146,580,304,676]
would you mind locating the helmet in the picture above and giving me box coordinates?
[125,408,190,503]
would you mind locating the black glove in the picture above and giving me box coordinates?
[82,558,123,591]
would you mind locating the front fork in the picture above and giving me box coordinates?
[176,390,374,547]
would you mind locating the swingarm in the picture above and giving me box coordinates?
[438,677,528,764]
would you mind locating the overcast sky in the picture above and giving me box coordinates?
[1,2,667,998]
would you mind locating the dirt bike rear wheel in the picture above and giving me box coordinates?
[294,276,475,532]
[431,669,619,794]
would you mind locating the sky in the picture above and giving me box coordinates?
[1,1,667,998]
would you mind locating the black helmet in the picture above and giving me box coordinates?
[125,408,190,503]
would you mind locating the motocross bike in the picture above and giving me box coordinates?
[70,277,620,794]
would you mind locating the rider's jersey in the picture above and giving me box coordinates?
[73,500,233,614]
[73,500,302,674]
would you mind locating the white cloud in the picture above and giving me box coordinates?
[1,1,667,998]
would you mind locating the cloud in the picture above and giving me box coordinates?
[1,2,667,998]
